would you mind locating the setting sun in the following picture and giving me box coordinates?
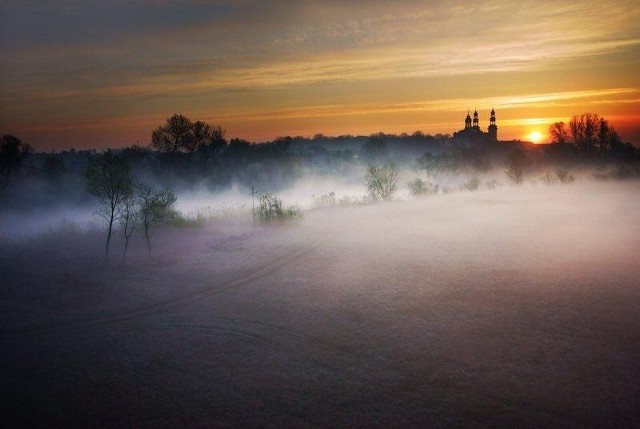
[528,131,544,143]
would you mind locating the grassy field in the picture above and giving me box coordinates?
[1,181,639,428]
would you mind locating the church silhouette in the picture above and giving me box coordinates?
[452,108,498,146]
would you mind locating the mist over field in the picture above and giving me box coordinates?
[3,0,640,426]
[2,158,639,427]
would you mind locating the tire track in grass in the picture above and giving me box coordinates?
[0,225,335,342]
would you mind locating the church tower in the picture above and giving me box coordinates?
[487,108,498,141]
[465,111,472,129]
[473,109,479,129]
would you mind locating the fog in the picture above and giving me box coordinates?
[2,162,639,428]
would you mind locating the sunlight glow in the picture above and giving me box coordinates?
[528,131,544,143]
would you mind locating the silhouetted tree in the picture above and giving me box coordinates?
[365,160,398,200]
[85,151,132,260]
[197,124,227,170]
[569,113,599,152]
[151,114,193,164]
[0,134,32,189]
[137,183,177,254]
[151,115,228,170]
[549,122,570,145]
[184,120,207,154]
[596,117,621,154]
[415,152,439,178]
[505,147,529,184]
[120,192,138,264]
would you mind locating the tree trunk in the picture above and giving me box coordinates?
[145,225,151,255]
[122,235,129,264]
[105,216,113,261]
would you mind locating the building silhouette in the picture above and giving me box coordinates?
[453,108,498,146]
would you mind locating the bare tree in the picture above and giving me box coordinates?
[505,147,529,185]
[151,114,193,164]
[364,160,399,200]
[85,152,132,260]
[197,124,227,170]
[120,193,137,264]
[137,183,177,254]
[415,152,440,180]
[250,184,257,226]
[548,122,569,144]
[596,117,621,154]
[185,120,209,154]
[0,134,32,189]
[569,113,599,152]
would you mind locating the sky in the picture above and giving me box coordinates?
[1,0,639,151]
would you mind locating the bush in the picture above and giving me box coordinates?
[442,186,455,194]
[539,172,558,185]
[312,191,337,208]
[407,178,438,196]
[505,148,529,184]
[364,160,399,200]
[171,204,251,227]
[338,195,370,206]
[484,179,502,190]
[258,193,301,223]
[555,169,575,183]
[461,176,481,191]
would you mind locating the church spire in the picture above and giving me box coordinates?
[488,107,498,141]
[465,110,472,129]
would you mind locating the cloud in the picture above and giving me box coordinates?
[1,0,639,147]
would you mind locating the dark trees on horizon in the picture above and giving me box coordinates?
[549,113,623,154]
[151,114,227,168]
[0,134,32,189]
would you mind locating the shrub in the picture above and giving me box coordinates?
[539,172,558,185]
[338,195,369,206]
[137,184,178,254]
[442,186,455,194]
[312,191,337,208]
[407,178,439,196]
[461,176,481,191]
[555,169,575,183]
[505,148,529,184]
[258,193,301,223]
[171,204,251,227]
[364,160,399,200]
[484,179,502,190]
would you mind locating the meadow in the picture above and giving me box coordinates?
[2,178,639,428]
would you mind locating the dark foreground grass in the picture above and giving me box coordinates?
[1,182,639,428]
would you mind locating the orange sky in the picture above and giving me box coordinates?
[1,0,639,150]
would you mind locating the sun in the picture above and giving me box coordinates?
[528,131,543,143]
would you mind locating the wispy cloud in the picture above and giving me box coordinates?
[196,88,640,123]
[1,0,639,147]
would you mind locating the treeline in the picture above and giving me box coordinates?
[2,112,639,200]
[0,115,456,197]
[548,113,636,158]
